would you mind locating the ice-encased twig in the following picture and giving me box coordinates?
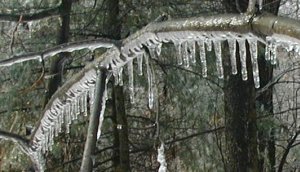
[157,143,167,172]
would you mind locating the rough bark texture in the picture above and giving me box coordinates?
[104,0,131,171]
[80,71,107,172]
[223,42,258,171]
[257,50,275,172]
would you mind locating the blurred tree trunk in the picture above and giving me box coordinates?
[223,42,258,171]
[44,0,72,105]
[256,2,280,171]
[104,0,131,171]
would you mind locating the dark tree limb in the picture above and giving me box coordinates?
[80,71,107,172]
[0,38,118,67]
[0,5,61,22]
[277,130,300,172]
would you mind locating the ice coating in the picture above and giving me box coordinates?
[213,40,224,79]
[128,60,135,103]
[96,73,111,140]
[237,39,248,81]
[197,40,207,77]
[29,30,292,168]
[145,52,154,109]
[248,38,260,88]
[228,39,237,74]
[157,143,167,172]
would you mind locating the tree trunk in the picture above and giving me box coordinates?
[80,71,107,172]
[44,0,72,105]
[223,42,258,171]
[257,55,275,172]
[104,0,131,171]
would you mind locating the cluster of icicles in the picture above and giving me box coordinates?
[29,31,298,171]
[32,69,98,153]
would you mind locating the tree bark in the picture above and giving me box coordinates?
[223,42,258,171]
[104,0,131,171]
[257,53,275,172]
[44,0,72,105]
[80,71,107,172]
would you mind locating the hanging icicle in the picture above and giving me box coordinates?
[137,53,143,76]
[96,71,110,140]
[228,39,238,75]
[197,40,207,77]
[118,67,124,86]
[270,40,277,65]
[237,39,248,81]
[157,143,167,172]
[174,42,183,65]
[187,40,196,64]
[182,41,190,68]
[145,52,154,109]
[248,39,260,88]
[127,60,135,103]
[205,38,212,51]
[213,40,224,79]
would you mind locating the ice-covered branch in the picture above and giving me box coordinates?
[4,12,300,171]
[0,129,44,171]
[30,48,119,153]
[0,129,30,152]
[0,38,119,67]
[253,13,300,40]
[80,71,108,172]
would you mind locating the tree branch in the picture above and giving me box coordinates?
[277,130,300,172]
[0,5,61,22]
[0,129,44,171]
[0,38,119,67]
[0,129,30,151]
[80,71,107,172]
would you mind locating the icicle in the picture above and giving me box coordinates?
[71,101,76,121]
[57,112,62,133]
[249,39,260,88]
[65,105,71,134]
[156,43,162,57]
[49,127,53,151]
[137,54,143,75]
[145,53,154,109]
[112,68,119,85]
[97,72,110,139]
[197,40,207,77]
[205,39,212,51]
[128,60,134,103]
[157,143,167,172]
[270,41,277,65]
[258,0,263,10]
[76,98,80,115]
[188,40,196,64]
[182,41,190,68]
[83,91,88,116]
[228,39,238,75]
[148,47,157,59]
[89,86,95,107]
[174,42,183,65]
[54,118,59,137]
[118,67,124,86]
[213,40,224,79]
[237,39,248,80]
[265,37,271,61]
